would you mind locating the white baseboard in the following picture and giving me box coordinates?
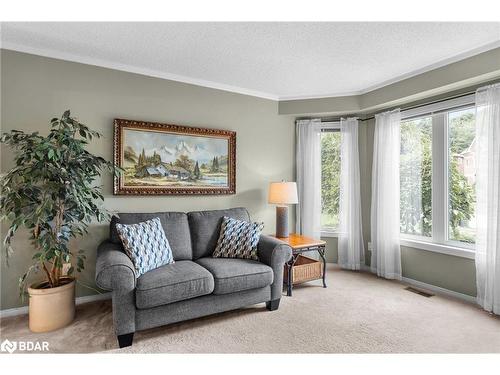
[360,264,476,304]
[0,292,111,318]
[401,277,476,304]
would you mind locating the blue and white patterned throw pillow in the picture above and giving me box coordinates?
[115,217,174,277]
[212,216,264,261]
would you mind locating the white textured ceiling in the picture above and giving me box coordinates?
[2,22,500,100]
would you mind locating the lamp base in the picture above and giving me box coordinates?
[276,206,289,238]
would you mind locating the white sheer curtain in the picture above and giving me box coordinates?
[296,119,322,240]
[371,109,402,280]
[338,118,365,270]
[475,83,500,315]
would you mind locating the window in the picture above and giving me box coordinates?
[399,96,477,251]
[447,108,476,244]
[320,127,341,233]
[400,116,432,237]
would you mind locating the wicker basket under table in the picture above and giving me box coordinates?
[284,254,323,285]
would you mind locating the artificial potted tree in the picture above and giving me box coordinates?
[0,111,117,332]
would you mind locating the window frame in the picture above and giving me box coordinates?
[320,122,341,237]
[399,94,476,258]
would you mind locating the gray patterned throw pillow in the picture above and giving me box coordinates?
[115,217,174,277]
[212,216,264,261]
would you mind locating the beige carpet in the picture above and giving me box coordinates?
[1,265,499,353]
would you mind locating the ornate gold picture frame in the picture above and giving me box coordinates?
[113,119,236,195]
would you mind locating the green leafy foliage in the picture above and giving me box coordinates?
[0,111,120,296]
[320,112,476,242]
[448,110,476,243]
[449,111,475,154]
[321,132,341,228]
[399,113,476,243]
[448,158,475,242]
[400,118,432,236]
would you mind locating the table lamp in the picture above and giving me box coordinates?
[268,181,298,238]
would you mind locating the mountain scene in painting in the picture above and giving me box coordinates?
[122,129,229,187]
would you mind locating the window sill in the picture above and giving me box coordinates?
[321,231,339,238]
[400,238,475,259]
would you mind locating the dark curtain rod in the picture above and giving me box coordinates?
[318,90,476,123]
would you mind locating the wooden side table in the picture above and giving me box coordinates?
[273,233,327,297]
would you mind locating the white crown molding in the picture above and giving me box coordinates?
[278,90,364,101]
[0,292,111,318]
[2,39,500,103]
[0,42,280,101]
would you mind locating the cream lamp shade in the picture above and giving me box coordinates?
[268,182,298,205]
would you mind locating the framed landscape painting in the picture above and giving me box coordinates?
[113,119,236,195]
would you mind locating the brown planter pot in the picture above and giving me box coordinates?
[27,277,75,333]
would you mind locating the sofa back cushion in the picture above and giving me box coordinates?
[188,207,250,260]
[110,212,192,261]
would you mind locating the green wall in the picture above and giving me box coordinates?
[401,246,476,296]
[322,237,338,263]
[0,49,295,310]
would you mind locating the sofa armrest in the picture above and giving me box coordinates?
[95,240,137,336]
[95,240,136,292]
[257,235,292,301]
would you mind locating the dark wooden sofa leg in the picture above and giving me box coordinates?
[266,299,280,311]
[117,333,134,348]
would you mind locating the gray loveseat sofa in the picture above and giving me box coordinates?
[95,207,292,348]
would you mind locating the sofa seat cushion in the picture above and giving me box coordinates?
[196,257,273,295]
[136,261,214,309]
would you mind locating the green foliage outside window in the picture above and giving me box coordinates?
[400,118,432,236]
[320,110,475,244]
[448,110,476,243]
[400,111,476,243]
[321,132,341,229]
